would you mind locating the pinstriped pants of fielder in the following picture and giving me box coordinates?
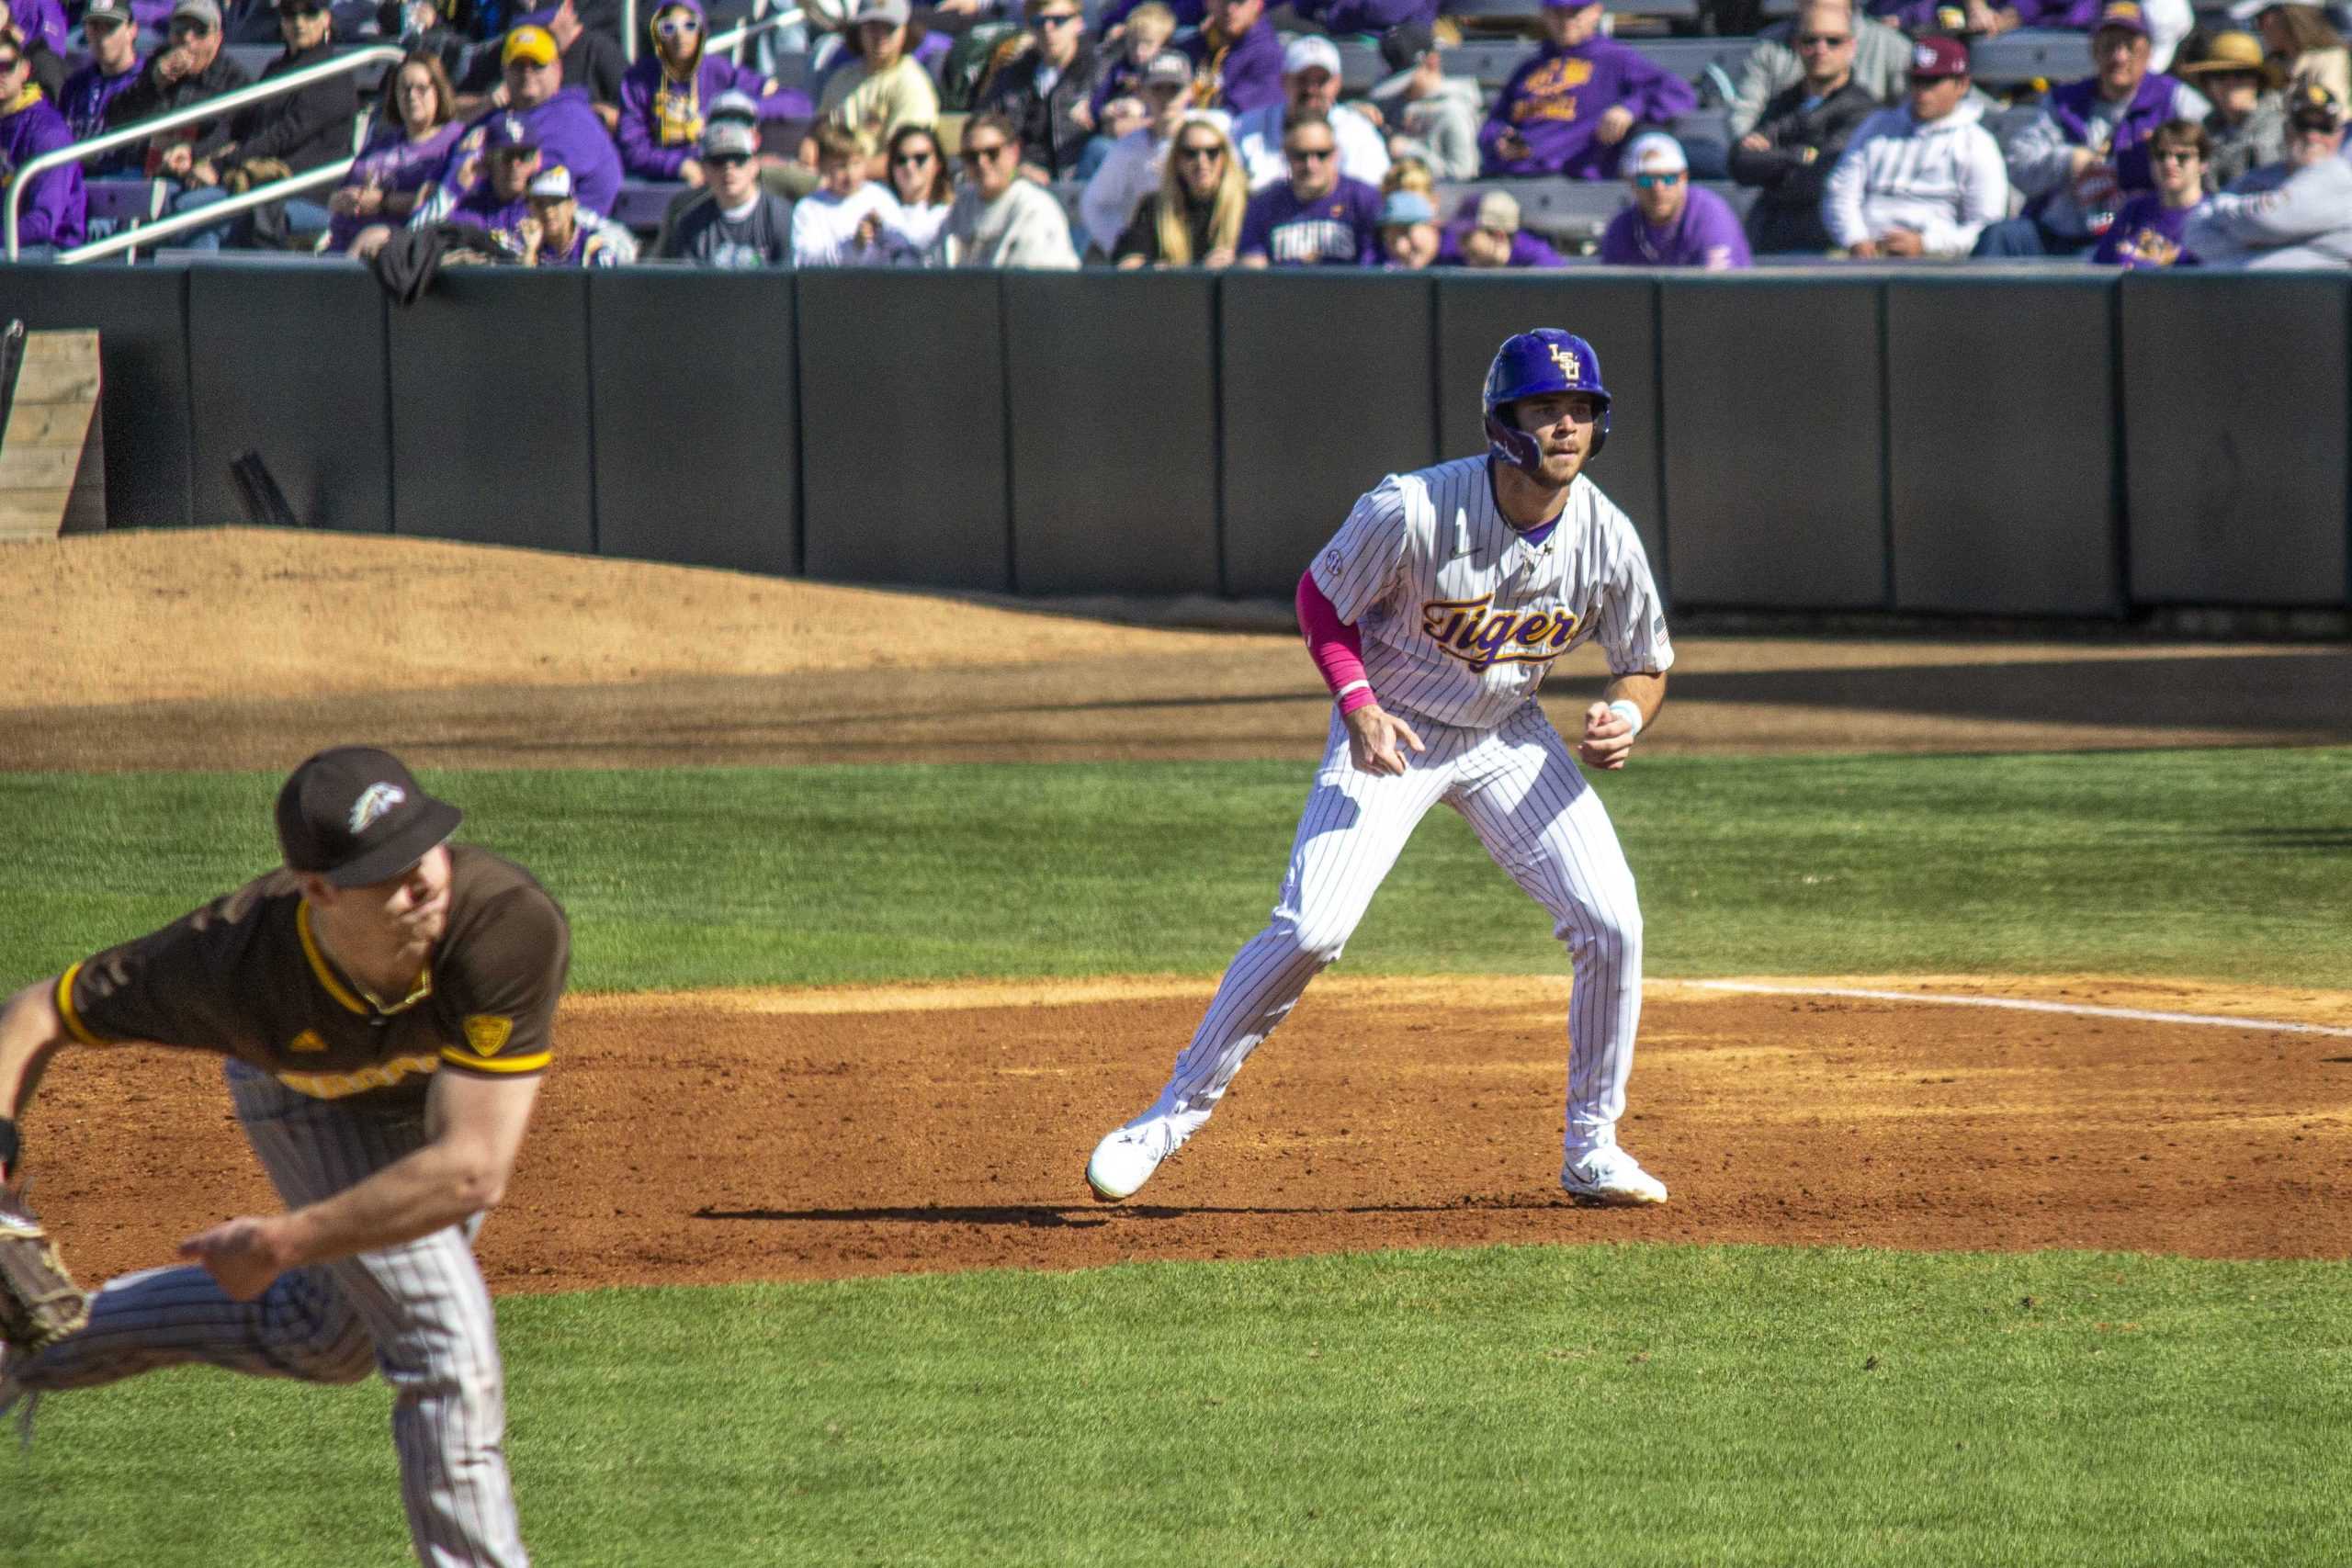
[1148,702,1644,1165]
[12,1060,526,1568]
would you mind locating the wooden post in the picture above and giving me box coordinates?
[0,330,106,541]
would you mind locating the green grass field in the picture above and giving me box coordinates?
[2,750,2347,1565]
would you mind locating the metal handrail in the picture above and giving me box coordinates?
[5,43,403,261]
[58,158,354,265]
[708,6,805,68]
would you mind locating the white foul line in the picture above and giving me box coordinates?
[1695,982,2352,1039]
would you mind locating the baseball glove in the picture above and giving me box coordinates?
[0,1189,88,1355]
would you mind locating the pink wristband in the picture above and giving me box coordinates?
[1296,569,1372,707]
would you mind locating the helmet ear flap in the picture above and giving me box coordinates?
[1484,410,1545,475]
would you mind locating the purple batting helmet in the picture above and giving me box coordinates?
[1482,328,1611,472]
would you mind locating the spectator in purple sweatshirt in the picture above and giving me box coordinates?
[57,0,144,175]
[1238,109,1380,263]
[2091,115,2205,264]
[411,27,625,226]
[0,37,80,254]
[1599,130,1752,266]
[616,0,808,183]
[1479,0,1699,179]
[1182,0,1282,115]
[1081,0,1173,134]
[1974,0,2209,255]
[1434,188,1567,265]
[325,50,462,251]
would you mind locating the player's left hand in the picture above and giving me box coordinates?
[179,1215,298,1302]
[1578,701,1638,771]
[1344,703,1425,776]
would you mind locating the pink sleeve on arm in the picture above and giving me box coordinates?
[1297,568,1380,716]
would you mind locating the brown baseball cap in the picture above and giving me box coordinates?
[276,746,463,887]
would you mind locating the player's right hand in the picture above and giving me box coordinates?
[1345,704,1425,777]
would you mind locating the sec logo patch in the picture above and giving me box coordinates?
[464,1014,514,1056]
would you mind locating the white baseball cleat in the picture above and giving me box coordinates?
[1085,1110,1207,1202]
[1562,1145,1669,1206]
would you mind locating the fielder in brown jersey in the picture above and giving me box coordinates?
[0,746,569,1568]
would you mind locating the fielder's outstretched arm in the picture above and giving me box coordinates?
[0,980,73,1176]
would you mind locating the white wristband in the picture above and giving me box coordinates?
[1335,680,1370,700]
[1607,699,1645,738]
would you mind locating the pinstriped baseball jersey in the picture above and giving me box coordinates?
[1308,455,1674,731]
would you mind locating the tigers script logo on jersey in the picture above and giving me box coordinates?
[349,783,407,832]
[1421,594,1581,672]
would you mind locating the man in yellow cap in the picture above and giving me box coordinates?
[2181,28,2287,186]
[411,21,624,226]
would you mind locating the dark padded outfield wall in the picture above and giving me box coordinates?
[797,270,1009,591]
[385,269,594,554]
[588,270,798,577]
[1220,271,1439,598]
[1433,273,1667,593]
[1003,272,1218,595]
[0,263,193,528]
[1886,276,2120,616]
[2120,274,2348,606]
[1658,276,1887,609]
[188,265,391,536]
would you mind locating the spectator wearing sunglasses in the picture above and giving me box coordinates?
[1600,130,1749,267]
[415,25,624,227]
[1078,48,1216,257]
[1238,110,1380,265]
[617,0,808,182]
[57,0,144,175]
[1480,0,1697,180]
[974,0,1102,179]
[1231,35,1388,190]
[877,119,952,258]
[1727,0,1909,145]
[930,110,1079,265]
[1114,110,1243,265]
[2185,82,2352,266]
[326,51,461,251]
[0,37,80,254]
[2091,116,2205,265]
[164,0,355,248]
[1729,0,1881,254]
[1823,37,2007,258]
[105,0,254,179]
[0,0,64,99]
[661,117,796,265]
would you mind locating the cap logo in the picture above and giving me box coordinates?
[1915,42,1935,69]
[1549,343,1582,384]
[350,783,407,833]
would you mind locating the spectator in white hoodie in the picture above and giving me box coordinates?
[1229,34,1389,190]
[931,111,1081,266]
[2185,81,2352,265]
[1823,36,2009,258]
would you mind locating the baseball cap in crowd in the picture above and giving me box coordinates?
[707,88,761,124]
[1142,49,1193,88]
[1283,34,1341,77]
[1475,189,1521,233]
[1378,189,1435,228]
[527,164,575,198]
[2178,29,2277,79]
[702,118,760,157]
[852,0,910,25]
[503,23,560,65]
[1623,130,1687,176]
[84,0,135,23]
[1908,36,1970,79]
[277,747,464,889]
[169,0,221,28]
[1380,19,1435,72]
[2089,0,2148,35]
[486,112,540,152]
[2288,81,2344,130]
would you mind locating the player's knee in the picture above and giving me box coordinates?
[1565,902,1643,967]
[1272,911,1350,967]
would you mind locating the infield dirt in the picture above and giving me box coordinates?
[8,529,2351,1286]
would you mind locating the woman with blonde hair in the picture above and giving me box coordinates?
[2253,0,2351,109]
[1382,153,1435,197]
[1114,113,1246,266]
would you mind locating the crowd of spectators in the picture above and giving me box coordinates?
[3,0,2351,268]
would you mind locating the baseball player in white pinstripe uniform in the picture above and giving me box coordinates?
[0,747,569,1567]
[1088,329,1676,1207]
